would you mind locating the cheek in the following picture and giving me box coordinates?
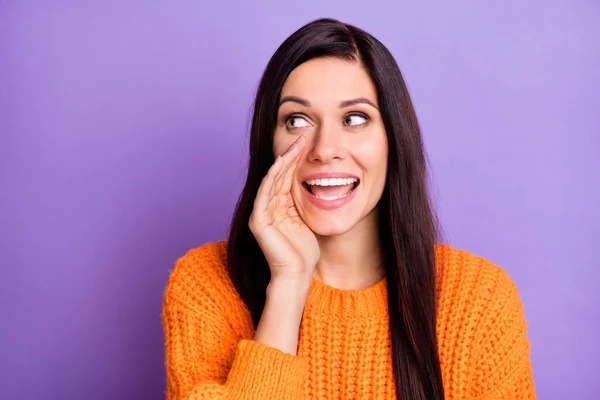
[352,134,388,177]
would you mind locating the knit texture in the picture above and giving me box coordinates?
[162,241,536,399]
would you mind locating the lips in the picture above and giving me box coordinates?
[300,172,360,210]
[303,179,358,199]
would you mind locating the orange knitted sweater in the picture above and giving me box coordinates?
[162,241,536,399]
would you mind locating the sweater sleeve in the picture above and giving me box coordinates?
[471,264,536,400]
[162,246,308,399]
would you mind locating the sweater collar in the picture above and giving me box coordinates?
[305,276,388,319]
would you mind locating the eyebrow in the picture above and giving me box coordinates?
[279,96,379,110]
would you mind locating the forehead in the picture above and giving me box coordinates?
[280,57,379,107]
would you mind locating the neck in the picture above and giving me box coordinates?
[314,209,384,290]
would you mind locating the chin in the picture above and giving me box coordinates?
[301,211,360,237]
[292,181,379,237]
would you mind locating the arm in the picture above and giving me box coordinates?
[162,135,316,399]
[254,278,311,355]
[471,267,537,399]
[162,265,309,399]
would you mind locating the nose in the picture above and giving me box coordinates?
[306,124,346,164]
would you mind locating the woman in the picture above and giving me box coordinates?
[162,18,536,399]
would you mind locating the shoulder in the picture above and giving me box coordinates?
[165,240,229,295]
[434,243,526,340]
[434,243,521,303]
[434,245,535,397]
[162,241,257,369]
[163,240,247,318]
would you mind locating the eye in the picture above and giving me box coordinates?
[285,115,311,129]
[343,112,369,127]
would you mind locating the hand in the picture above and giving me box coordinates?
[249,135,320,283]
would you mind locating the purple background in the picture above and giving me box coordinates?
[1,1,598,399]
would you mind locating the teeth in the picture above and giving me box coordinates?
[305,177,358,186]
[314,191,353,201]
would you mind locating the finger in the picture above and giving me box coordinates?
[276,142,305,194]
[253,156,284,213]
[274,136,303,181]
[271,136,305,197]
[273,141,303,195]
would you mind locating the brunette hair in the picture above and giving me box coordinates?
[227,18,444,400]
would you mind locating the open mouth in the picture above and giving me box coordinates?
[302,177,360,201]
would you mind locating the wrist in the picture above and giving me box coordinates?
[267,275,311,295]
[256,278,310,355]
[266,278,311,310]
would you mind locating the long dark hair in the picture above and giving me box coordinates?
[227,18,444,400]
